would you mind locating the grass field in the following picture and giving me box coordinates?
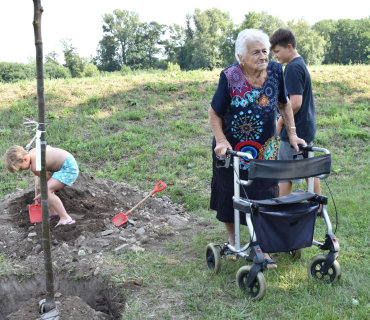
[1,65,370,319]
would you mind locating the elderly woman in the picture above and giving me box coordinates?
[209,29,305,269]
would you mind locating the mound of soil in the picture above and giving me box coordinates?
[0,173,204,319]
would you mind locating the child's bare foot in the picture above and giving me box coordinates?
[56,212,75,226]
[55,219,75,228]
[49,207,59,220]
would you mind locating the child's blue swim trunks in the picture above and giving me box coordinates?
[52,155,79,186]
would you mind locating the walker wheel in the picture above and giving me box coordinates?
[236,265,267,301]
[307,254,341,283]
[205,243,221,274]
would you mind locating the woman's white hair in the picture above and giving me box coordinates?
[235,29,270,63]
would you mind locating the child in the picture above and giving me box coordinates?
[269,28,322,208]
[3,145,79,227]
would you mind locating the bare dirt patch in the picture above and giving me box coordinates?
[0,173,204,319]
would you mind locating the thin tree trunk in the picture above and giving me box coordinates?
[32,0,55,312]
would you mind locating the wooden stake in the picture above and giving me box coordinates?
[32,0,55,312]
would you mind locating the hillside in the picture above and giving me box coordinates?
[1,65,370,319]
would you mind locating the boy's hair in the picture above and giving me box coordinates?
[3,145,28,173]
[269,28,297,50]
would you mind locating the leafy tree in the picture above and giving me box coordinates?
[335,19,360,64]
[288,19,326,65]
[357,18,370,64]
[312,19,337,64]
[314,17,370,65]
[190,8,232,70]
[128,21,165,69]
[101,10,140,66]
[219,18,237,67]
[177,13,195,70]
[45,51,59,64]
[162,24,185,65]
[143,22,165,68]
[359,31,370,64]
[60,39,84,77]
[239,11,286,36]
[95,35,121,72]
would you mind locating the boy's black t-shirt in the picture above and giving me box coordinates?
[280,56,316,142]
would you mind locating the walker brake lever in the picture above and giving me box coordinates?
[224,154,231,168]
[215,154,232,169]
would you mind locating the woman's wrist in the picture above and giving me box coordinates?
[216,138,228,144]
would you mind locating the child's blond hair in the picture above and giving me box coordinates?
[3,145,29,173]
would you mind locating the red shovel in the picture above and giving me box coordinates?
[111,181,167,227]
[29,176,42,223]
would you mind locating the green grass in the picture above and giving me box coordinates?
[1,65,370,319]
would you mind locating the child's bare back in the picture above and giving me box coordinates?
[29,146,71,175]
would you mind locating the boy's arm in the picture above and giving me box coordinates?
[278,62,304,134]
[290,95,303,114]
[278,94,303,135]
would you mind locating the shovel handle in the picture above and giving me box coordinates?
[127,193,152,214]
[126,181,167,214]
[150,181,167,195]
[34,175,38,197]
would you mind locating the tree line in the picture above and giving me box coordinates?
[1,9,369,82]
[95,9,370,71]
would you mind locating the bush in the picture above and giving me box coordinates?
[166,62,181,72]
[0,62,73,82]
[0,62,35,82]
[83,64,100,77]
[120,65,132,75]
[44,63,71,79]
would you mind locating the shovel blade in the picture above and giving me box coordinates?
[111,212,128,227]
[29,204,42,223]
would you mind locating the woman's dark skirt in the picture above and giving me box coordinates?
[210,151,279,225]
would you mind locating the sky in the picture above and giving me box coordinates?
[0,0,369,64]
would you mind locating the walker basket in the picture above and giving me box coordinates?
[252,201,319,253]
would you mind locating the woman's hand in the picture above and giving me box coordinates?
[214,139,232,158]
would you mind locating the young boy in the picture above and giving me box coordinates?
[3,145,79,227]
[269,28,321,203]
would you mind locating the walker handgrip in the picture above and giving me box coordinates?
[150,181,167,194]
[226,150,238,156]
[298,144,312,152]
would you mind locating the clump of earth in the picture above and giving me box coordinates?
[0,173,205,319]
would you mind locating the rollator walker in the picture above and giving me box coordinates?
[205,145,341,300]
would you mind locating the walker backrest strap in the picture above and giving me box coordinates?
[248,154,331,181]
